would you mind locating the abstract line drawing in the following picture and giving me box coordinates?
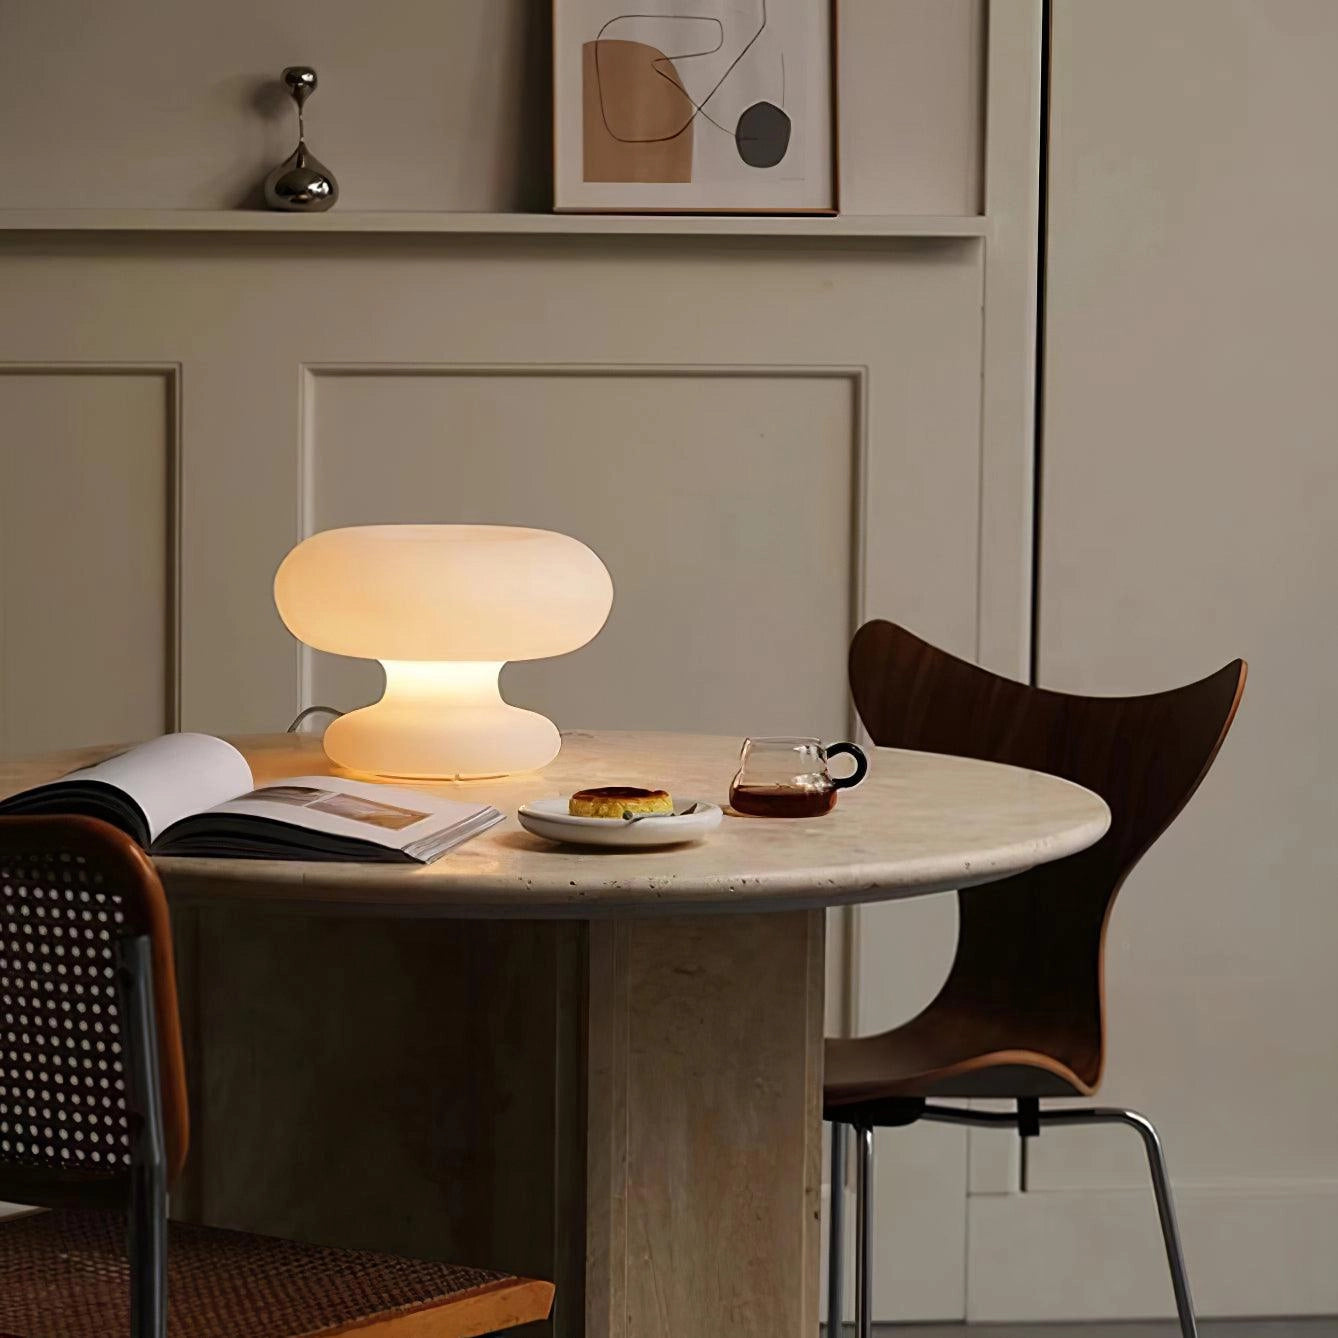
[594,14,728,143]
[594,6,765,144]
[556,0,833,212]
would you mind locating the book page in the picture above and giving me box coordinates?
[57,733,253,841]
[203,776,496,855]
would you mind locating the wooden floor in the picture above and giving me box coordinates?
[836,1322,1338,1337]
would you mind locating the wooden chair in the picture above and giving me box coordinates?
[0,815,554,1338]
[825,621,1246,1338]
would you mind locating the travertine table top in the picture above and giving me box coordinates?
[1,731,1110,917]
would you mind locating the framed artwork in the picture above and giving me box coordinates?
[553,0,837,214]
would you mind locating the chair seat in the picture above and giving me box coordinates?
[0,1208,554,1338]
[823,1006,1098,1112]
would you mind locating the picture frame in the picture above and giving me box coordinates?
[552,0,839,214]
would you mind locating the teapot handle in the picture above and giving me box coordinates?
[825,741,868,790]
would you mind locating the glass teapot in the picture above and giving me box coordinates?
[728,736,869,817]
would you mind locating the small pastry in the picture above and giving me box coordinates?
[569,786,674,818]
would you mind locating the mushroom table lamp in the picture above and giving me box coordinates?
[274,525,613,779]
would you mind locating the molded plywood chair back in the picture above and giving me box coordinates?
[825,620,1245,1338]
[840,619,1246,1097]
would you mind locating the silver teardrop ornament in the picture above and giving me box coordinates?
[263,66,339,212]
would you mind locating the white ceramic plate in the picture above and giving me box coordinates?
[517,797,723,848]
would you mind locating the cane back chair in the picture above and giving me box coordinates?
[0,814,554,1337]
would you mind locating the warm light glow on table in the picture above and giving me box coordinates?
[274,524,613,779]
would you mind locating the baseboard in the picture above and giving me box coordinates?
[967,1180,1338,1321]
[822,1179,967,1322]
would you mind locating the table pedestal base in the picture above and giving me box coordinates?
[172,908,824,1338]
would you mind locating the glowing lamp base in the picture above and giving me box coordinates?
[323,660,561,780]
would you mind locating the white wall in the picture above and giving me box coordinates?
[966,0,1338,1321]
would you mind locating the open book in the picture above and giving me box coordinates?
[0,734,503,864]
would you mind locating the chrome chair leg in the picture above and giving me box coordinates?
[921,1102,1198,1338]
[1063,1109,1199,1338]
[827,1122,846,1338]
[854,1124,874,1338]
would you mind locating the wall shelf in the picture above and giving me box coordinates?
[0,209,988,240]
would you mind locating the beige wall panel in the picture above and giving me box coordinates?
[308,369,855,737]
[971,0,1338,1320]
[0,1,553,212]
[0,236,986,741]
[0,369,173,754]
[839,0,985,216]
[0,1,983,215]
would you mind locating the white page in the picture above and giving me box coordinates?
[58,733,253,841]
[206,776,493,853]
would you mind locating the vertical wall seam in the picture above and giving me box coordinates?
[1028,0,1054,688]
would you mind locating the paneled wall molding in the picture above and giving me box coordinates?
[976,0,1044,680]
[297,362,870,735]
[0,362,182,741]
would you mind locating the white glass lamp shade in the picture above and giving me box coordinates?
[274,525,613,779]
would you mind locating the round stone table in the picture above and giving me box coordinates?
[0,731,1109,1338]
